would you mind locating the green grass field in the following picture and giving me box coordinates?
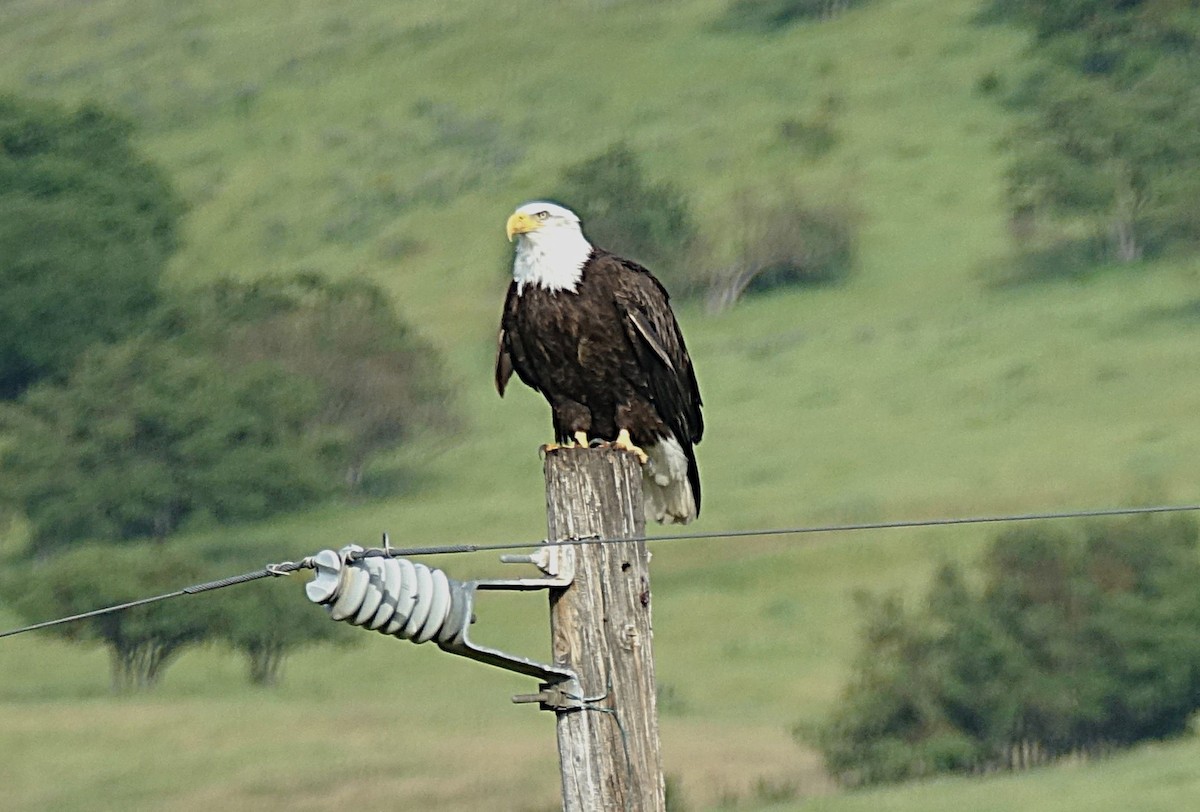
[3,0,1200,808]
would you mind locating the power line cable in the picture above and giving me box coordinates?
[375,502,1200,557]
[0,560,310,640]
[2,502,1198,640]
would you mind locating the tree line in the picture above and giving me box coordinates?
[990,0,1200,271]
[5,0,1198,692]
[0,95,454,688]
[814,513,1200,786]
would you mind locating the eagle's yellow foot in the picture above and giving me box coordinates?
[539,431,590,457]
[611,428,649,465]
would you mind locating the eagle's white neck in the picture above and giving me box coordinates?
[512,228,593,294]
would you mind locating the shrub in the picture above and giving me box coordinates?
[778,115,840,158]
[158,273,457,490]
[553,143,698,294]
[991,3,1200,264]
[0,339,338,553]
[549,149,855,309]
[0,96,182,397]
[717,0,870,32]
[0,540,359,690]
[705,190,857,311]
[815,514,1200,786]
[0,544,216,690]
[208,565,356,687]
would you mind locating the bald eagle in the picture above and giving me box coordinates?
[496,201,704,524]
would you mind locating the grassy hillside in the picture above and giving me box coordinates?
[787,737,1200,812]
[2,0,1200,809]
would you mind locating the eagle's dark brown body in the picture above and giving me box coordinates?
[496,249,703,515]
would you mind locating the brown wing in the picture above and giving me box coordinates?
[609,256,704,446]
[495,281,518,396]
[495,279,550,399]
[495,328,513,396]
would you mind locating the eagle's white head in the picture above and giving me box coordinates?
[506,201,594,294]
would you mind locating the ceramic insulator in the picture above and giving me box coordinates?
[305,545,465,645]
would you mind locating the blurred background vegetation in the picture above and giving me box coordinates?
[2,0,1200,809]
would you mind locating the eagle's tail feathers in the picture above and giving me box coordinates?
[643,435,697,525]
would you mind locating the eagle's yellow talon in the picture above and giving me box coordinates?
[613,428,650,465]
[541,433,589,457]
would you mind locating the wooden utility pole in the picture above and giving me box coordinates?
[543,447,666,812]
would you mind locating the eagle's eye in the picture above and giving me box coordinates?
[536,211,550,220]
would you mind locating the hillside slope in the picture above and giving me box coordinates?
[2,0,1200,809]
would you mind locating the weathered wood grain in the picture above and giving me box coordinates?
[544,447,665,812]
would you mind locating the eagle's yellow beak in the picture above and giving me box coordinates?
[506,211,540,242]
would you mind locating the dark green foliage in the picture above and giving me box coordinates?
[817,514,1200,786]
[985,0,1200,56]
[0,339,337,554]
[156,273,457,489]
[553,143,698,295]
[0,544,216,690]
[975,70,1004,95]
[705,190,857,311]
[717,0,870,31]
[989,0,1200,264]
[0,96,182,397]
[778,115,840,159]
[816,589,988,786]
[0,272,450,554]
[984,235,1108,287]
[0,541,357,690]
[1006,63,1200,261]
[206,569,355,686]
[553,145,856,307]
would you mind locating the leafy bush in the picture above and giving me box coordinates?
[815,514,1200,786]
[705,190,857,311]
[0,541,358,690]
[553,143,698,294]
[991,2,1200,263]
[0,339,338,554]
[206,564,356,687]
[778,115,840,159]
[717,0,870,32]
[0,273,452,552]
[158,273,457,489]
[552,146,855,308]
[1,544,217,690]
[983,234,1108,288]
[0,96,183,397]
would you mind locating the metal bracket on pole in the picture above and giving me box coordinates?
[305,543,580,708]
[512,680,586,712]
